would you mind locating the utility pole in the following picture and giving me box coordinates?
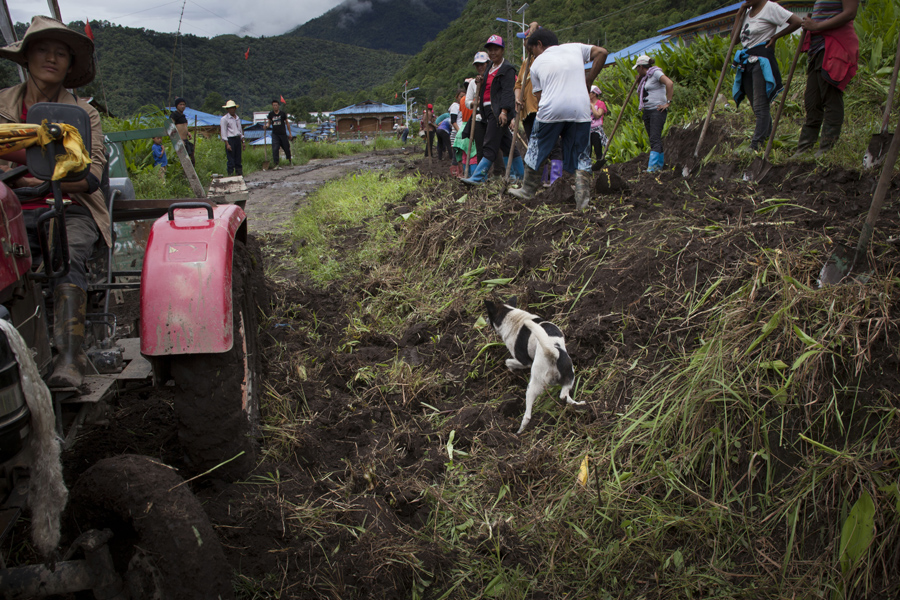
[46,0,62,21]
[506,0,512,60]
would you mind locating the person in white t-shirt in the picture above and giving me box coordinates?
[735,0,802,150]
[510,27,607,210]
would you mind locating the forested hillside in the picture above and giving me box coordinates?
[0,20,409,117]
[291,0,469,55]
[0,1,793,118]
[368,0,730,109]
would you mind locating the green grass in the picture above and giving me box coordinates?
[288,170,422,284]
[257,164,900,599]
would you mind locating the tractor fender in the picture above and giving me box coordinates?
[0,182,32,295]
[140,203,247,356]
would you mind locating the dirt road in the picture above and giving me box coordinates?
[242,149,406,235]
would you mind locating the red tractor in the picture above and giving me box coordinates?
[0,103,260,598]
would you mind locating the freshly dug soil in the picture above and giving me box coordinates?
[12,133,898,598]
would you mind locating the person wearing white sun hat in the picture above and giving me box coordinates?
[220,99,244,176]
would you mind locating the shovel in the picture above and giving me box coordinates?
[819,120,900,286]
[504,116,518,185]
[685,6,747,177]
[863,33,900,170]
[603,76,638,165]
[745,36,805,182]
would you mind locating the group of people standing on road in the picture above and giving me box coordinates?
[169,97,294,177]
[419,0,858,203]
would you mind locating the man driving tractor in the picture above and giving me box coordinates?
[0,16,111,389]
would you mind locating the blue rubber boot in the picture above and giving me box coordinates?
[510,156,525,180]
[549,159,564,184]
[647,151,664,172]
[461,157,493,186]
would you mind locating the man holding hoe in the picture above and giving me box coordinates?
[510,27,608,210]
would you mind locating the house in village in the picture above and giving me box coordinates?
[330,101,406,140]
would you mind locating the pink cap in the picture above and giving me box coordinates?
[485,34,504,48]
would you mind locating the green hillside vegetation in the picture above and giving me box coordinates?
[360,0,730,109]
[0,20,410,117]
[290,0,468,55]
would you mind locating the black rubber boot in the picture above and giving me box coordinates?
[509,165,541,200]
[575,170,592,210]
[48,284,88,388]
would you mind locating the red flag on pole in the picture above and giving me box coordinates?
[280,95,286,104]
[244,47,250,60]
[84,19,95,41]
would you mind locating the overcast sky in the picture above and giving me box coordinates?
[10,0,345,38]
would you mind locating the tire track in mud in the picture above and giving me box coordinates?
[242,150,405,235]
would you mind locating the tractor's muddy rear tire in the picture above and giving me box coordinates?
[171,241,261,481]
[71,454,234,600]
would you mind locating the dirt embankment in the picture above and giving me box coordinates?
[31,123,900,598]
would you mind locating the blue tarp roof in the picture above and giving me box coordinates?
[331,102,406,116]
[166,107,252,127]
[602,34,672,65]
[248,129,314,145]
[658,2,742,33]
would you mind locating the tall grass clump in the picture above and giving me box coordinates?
[595,249,900,598]
[289,171,421,283]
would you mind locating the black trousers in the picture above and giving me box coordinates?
[481,105,519,163]
[474,119,487,162]
[590,131,604,161]
[272,132,291,164]
[24,206,101,292]
[225,136,243,175]
[798,51,845,151]
[436,129,451,160]
[184,140,195,165]
[642,108,668,154]
[740,61,771,149]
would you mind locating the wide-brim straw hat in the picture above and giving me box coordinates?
[0,16,95,88]
[223,100,239,109]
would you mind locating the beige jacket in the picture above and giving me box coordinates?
[514,57,539,119]
[0,82,111,246]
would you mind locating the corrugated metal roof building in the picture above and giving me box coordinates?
[331,101,405,139]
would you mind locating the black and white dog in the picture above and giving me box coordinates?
[484,298,582,433]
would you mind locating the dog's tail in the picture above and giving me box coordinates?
[523,319,576,398]
[523,318,561,362]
